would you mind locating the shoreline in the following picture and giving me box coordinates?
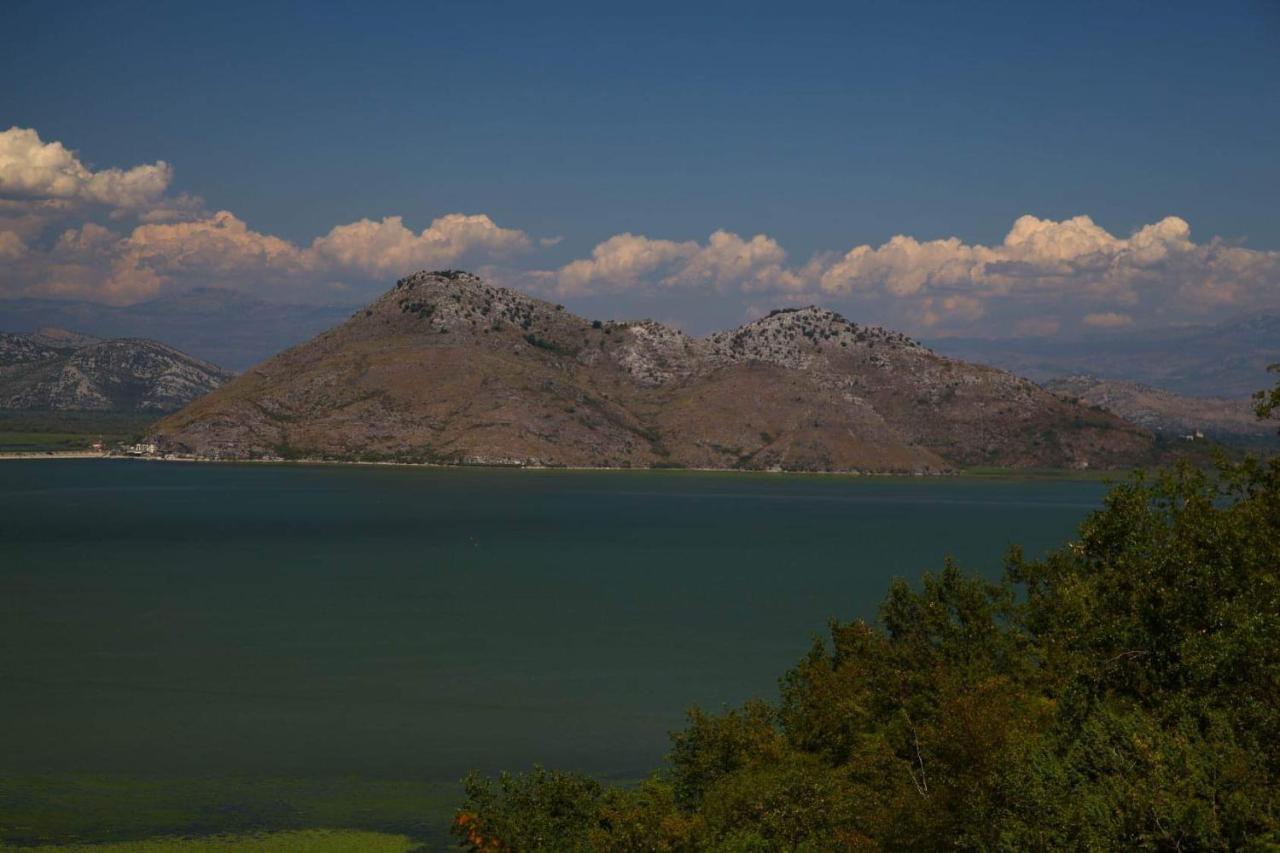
[0,450,112,460]
[0,451,1126,480]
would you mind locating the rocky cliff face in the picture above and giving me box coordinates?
[0,329,234,411]
[151,271,1155,472]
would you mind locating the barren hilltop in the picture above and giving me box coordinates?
[150,270,1153,472]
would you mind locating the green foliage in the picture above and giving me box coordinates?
[453,767,603,851]
[1256,363,1280,431]
[456,455,1280,850]
[0,409,155,452]
[522,332,579,356]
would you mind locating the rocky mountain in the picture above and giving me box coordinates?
[0,289,355,371]
[0,328,234,411]
[932,314,1280,398]
[151,271,1155,473]
[1045,375,1276,447]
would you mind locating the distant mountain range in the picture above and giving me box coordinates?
[931,314,1280,398]
[1045,375,1276,448]
[0,328,232,411]
[150,270,1155,472]
[6,290,1275,400]
[0,289,356,372]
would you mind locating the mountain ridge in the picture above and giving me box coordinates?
[0,328,234,412]
[0,289,356,371]
[151,271,1156,472]
[932,314,1280,398]
[1045,375,1276,447]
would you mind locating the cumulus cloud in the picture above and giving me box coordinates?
[3,128,1277,337]
[816,214,1280,309]
[0,127,173,211]
[101,212,307,301]
[10,210,535,304]
[667,231,801,292]
[0,129,541,304]
[310,213,530,277]
[553,214,1260,306]
[10,213,311,303]
[535,214,1279,334]
[555,233,698,295]
[812,215,1280,330]
[818,214,1190,297]
[552,230,802,295]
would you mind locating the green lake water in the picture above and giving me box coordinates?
[0,460,1112,846]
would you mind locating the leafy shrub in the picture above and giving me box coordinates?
[523,333,578,356]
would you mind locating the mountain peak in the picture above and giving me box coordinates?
[152,270,1155,472]
[703,305,925,371]
[394,269,487,291]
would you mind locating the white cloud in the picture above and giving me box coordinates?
[2,128,1277,337]
[0,129,541,303]
[0,127,173,211]
[6,207,536,304]
[7,213,308,303]
[820,235,988,297]
[532,214,1280,334]
[552,230,802,295]
[309,213,530,277]
[555,233,699,295]
[814,214,1280,318]
[818,214,1205,298]
[113,211,307,295]
[665,231,801,292]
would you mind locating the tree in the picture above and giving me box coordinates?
[1255,363,1280,431]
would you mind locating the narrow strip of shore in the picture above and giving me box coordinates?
[0,451,110,460]
[0,449,948,475]
[0,451,1127,480]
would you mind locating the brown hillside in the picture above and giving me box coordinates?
[151,271,1154,472]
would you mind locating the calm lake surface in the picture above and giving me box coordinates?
[0,460,1111,842]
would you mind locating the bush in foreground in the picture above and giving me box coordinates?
[454,457,1280,851]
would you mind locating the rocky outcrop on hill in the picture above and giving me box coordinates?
[0,328,234,411]
[151,271,1155,472]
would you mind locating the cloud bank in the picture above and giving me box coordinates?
[0,127,536,303]
[532,214,1279,333]
[1,127,1277,335]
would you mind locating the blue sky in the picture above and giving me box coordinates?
[2,0,1278,336]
